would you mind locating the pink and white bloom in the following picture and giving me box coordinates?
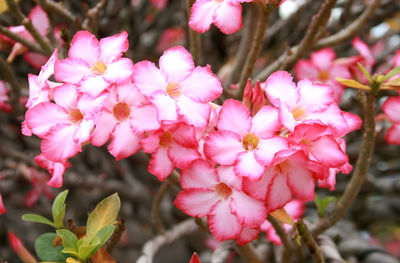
[189,0,251,34]
[175,159,267,241]
[294,48,351,102]
[243,150,321,212]
[204,99,286,180]
[264,71,350,134]
[55,31,134,97]
[34,154,70,188]
[141,123,201,180]
[24,84,99,162]
[134,46,222,127]
[91,79,160,160]
[382,96,400,144]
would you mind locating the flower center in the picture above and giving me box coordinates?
[274,161,289,175]
[159,131,174,148]
[113,102,130,122]
[318,71,330,82]
[91,61,107,76]
[215,183,232,200]
[166,82,182,98]
[242,133,259,151]
[292,106,306,120]
[69,109,83,124]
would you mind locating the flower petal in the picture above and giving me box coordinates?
[148,147,174,181]
[217,99,251,136]
[310,136,348,167]
[68,31,100,65]
[181,159,218,189]
[175,189,217,217]
[265,71,298,107]
[214,1,242,34]
[251,105,282,138]
[298,80,334,112]
[108,121,143,160]
[204,130,242,165]
[230,191,267,227]
[255,137,289,166]
[266,173,292,212]
[234,151,265,180]
[103,58,134,83]
[208,201,242,241]
[100,31,129,64]
[133,61,167,97]
[151,91,178,122]
[176,96,210,127]
[189,0,219,33]
[168,143,200,169]
[54,58,90,83]
[159,46,194,83]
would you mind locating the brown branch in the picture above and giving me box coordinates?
[105,219,125,254]
[151,180,171,234]
[314,0,381,49]
[0,25,45,54]
[267,215,294,263]
[311,91,376,236]
[36,0,81,30]
[186,0,202,65]
[223,3,260,95]
[297,221,325,263]
[0,56,22,115]
[82,0,108,35]
[6,0,53,56]
[235,243,263,263]
[237,2,277,100]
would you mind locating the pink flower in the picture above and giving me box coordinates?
[0,81,12,112]
[382,96,400,144]
[91,79,159,160]
[133,46,222,127]
[34,154,70,188]
[243,150,321,212]
[294,48,351,103]
[24,84,100,162]
[141,123,201,180]
[156,27,186,53]
[0,191,6,215]
[175,159,267,242]
[204,99,285,180]
[264,71,350,134]
[189,0,251,34]
[150,0,168,9]
[55,31,134,97]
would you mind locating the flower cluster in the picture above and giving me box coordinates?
[23,30,361,243]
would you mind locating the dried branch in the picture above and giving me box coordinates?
[136,219,198,263]
[314,0,381,49]
[0,56,22,115]
[311,91,376,236]
[224,3,260,94]
[0,25,45,54]
[267,215,294,263]
[82,0,108,35]
[105,219,125,254]
[234,243,263,263]
[186,0,202,65]
[317,235,345,263]
[6,0,53,56]
[297,221,325,263]
[151,180,171,234]
[36,0,81,30]
[211,241,233,263]
[237,2,277,100]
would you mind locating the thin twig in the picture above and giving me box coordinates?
[186,0,202,65]
[267,215,294,263]
[224,3,259,94]
[151,180,171,234]
[297,221,325,263]
[136,219,198,263]
[314,0,381,49]
[0,25,45,54]
[105,219,125,254]
[6,0,53,56]
[36,0,81,30]
[234,243,263,263]
[0,56,22,115]
[311,91,376,236]
[237,2,277,100]
[82,0,108,34]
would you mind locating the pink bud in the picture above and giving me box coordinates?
[8,231,37,263]
[252,81,266,115]
[0,194,6,215]
[189,252,201,263]
[242,79,253,110]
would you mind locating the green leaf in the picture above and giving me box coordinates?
[382,66,400,82]
[86,193,120,243]
[357,62,372,83]
[93,225,115,251]
[34,233,68,262]
[56,229,79,257]
[78,244,98,260]
[52,190,69,227]
[53,205,66,229]
[314,195,336,217]
[22,214,56,228]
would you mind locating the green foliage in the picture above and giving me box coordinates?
[34,233,68,262]
[314,195,336,217]
[22,214,56,228]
